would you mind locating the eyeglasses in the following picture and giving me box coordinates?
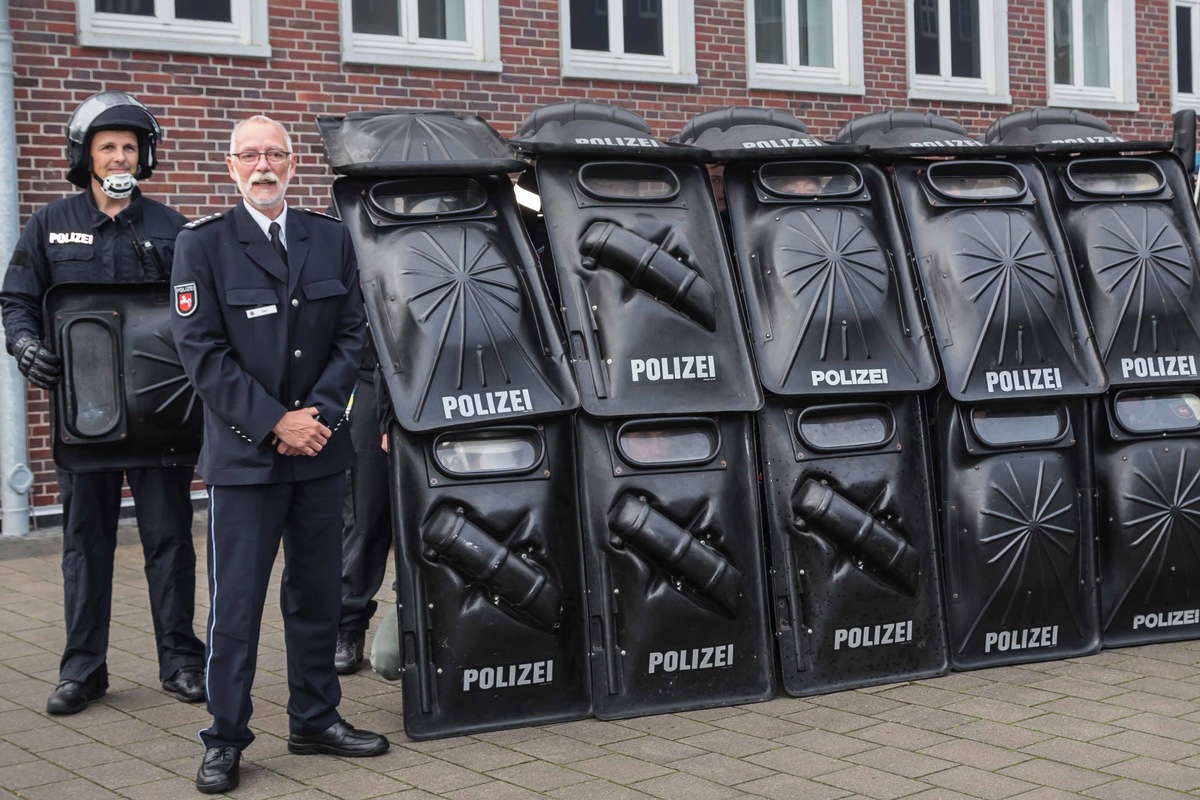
[231,150,292,166]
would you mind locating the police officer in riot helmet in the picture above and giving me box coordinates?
[0,91,206,715]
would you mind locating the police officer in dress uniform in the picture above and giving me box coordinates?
[0,91,206,716]
[170,115,386,795]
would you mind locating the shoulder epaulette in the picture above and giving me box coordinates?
[298,208,342,222]
[184,212,223,229]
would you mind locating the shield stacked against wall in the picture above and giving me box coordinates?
[511,102,775,718]
[841,112,1108,670]
[675,107,948,695]
[318,111,588,739]
[987,109,1200,649]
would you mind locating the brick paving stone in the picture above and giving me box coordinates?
[922,673,995,693]
[1100,755,1200,791]
[942,696,1045,723]
[1112,712,1200,740]
[0,759,76,789]
[1016,712,1123,742]
[1035,697,1138,723]
[668,752,776,786]
[487,759,593,791]
[1083,778,1200,799]
[41,741,129,769]
[1048,663,1141,686]
[901,790,985,800]
[711,712,808,740]
[546,778,658,799]
[508,733,609,763]
[444,779,550,800]
[435,741,532,771]
[386,760,491,793]
[804,691,906,716]
[1115,657,1200,681]
[1027,677,1127,701]
[1091,730,1200,761]
[873,704,975,732]
[998,757,1115,791]
[742,744,846,778]
[773,728,880,756]
[1119,676,1200,701]
[617,714,719,740]
[3,723,91,752]
[471,727,549,746]
[816,764,931,799]
[922,764,1040,799]
[571,753,675,783]
[0,740,36,767]
[964,683,1062,707]
[679,706,752,722]
[632,771,748,800]
[258,751,358,781]
[1019,738,1134,769]
[677,729,779,758]
[0,707,53,735]
[737,697,813,717]
[949,720,1052,750]
[732,772,851,800]
[306,769,411,799]
[607,734,708,764]
[846,745,956,778]
[851,721,955,750]
[876,683,967,708]
[781,706,877,733]
[1102,690,1200,717]
[543,719,645,745]
[17,777,120,800]
[978,666,1060,686]
[919,739,1032,770]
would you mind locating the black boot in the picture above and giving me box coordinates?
[46,667,107,715]
[334,628,365,675]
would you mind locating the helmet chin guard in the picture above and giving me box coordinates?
[96,172,137,199]
[66,91,163,188]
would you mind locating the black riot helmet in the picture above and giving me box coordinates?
[65,91,162,188]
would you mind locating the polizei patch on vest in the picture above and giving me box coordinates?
[48,232,94,245]
[461,659,553,692]
[647,644,734,674]
[985,367,1062,393]
[441,389,533,420]
[1133,609,1200,629]
[833,620,914,650]
[984,625,1059,653]
[1120,355,1198,380]
[630,355,716,382]
[812,368,889,387]
[174,283,197,317]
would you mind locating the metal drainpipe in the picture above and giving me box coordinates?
[0,0,32,536]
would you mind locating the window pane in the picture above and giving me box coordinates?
[434,432,542,475]
[972,405,1066,446]
[1179,6,1194,95]
[1053,0,1072,84]
[756,0,785,64]
[1082,0,1109,87]
[624,0,663,55]
[798,407,893,451]
[571,0,609,50]
[67,322,119,438]
[949,0,980,78]
[578,162,681,201]
[96,0,153,13]
[353,0,401,35]
[914,0,940,75]
[176,0,231,21]
[1115,393,1200,433]
[798,0,833,67]
[419,0,466,40]
[618,424,718,465]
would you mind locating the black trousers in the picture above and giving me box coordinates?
[201,473,345,751]
[340,374,393,632]
[57,466,204,684]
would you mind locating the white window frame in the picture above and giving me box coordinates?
[341,0,501,72]
[1047,0,1138,112]
[78,0,270,58]
[1173,0,1200,111]
[746,0,864,95]
[561,0,697,85]
[907,0,1011,105]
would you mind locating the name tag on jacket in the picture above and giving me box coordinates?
[247,305,278,319]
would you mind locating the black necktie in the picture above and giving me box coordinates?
[268,221,288,267]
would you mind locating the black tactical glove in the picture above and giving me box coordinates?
[13,336,62,390]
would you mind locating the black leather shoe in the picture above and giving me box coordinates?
[195,746,240,794]
[334,629,365,675]
[288,720,389,757]
[46,670,106,715]
[163,668,206,703]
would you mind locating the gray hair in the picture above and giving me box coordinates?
[229,114,293,154]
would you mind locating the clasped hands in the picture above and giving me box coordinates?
[271,407,330,456]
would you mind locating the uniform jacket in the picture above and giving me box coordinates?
[170,203,366,486]
[0,189,184,352]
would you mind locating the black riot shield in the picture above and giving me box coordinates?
[510,102,762,417]
[387,417,590,739]
[45,282,201,471]
[937,397,1099,669]
[575,412,774,718]
[1093,389,1200,646]
[759,395,947,693]
[319,110,589,738]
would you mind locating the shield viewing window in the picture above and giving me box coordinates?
[577,162,680,201]
[1065,159,1164,196]
[925,161,1026,201]
[796,404,894,452]
[616,418,720,466]
[758,161,863,198]
[62,318,122,439]
[1113,391,1200,434]
[432,427,543,476]
[970,403,1068,446]
[367,177,487,219]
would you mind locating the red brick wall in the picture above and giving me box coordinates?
[7,0,1179,514]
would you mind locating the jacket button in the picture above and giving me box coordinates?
[294,350,302,357]
[294,400,301,408]
[291,298,299,307]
